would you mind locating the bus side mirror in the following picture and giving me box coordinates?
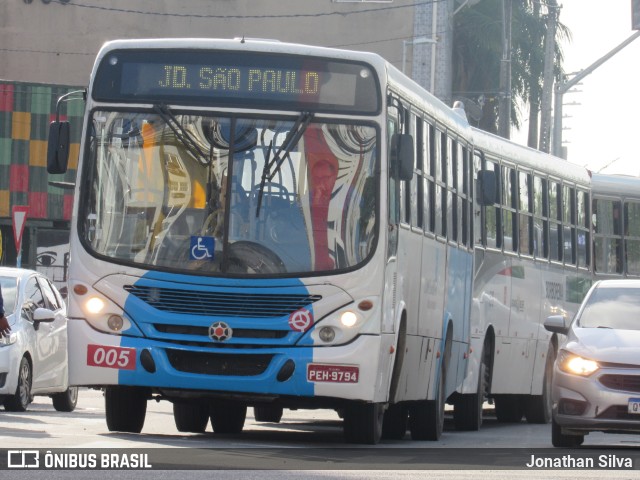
[476,169,496,206]
[390,133,414,182]
[47,121,70,174]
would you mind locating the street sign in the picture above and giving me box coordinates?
[12,205,29,252]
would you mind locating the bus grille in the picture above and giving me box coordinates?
[154,324,288,339]
[166,349,273,376]
[124,285,321,318]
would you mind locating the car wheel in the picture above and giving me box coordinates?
[52,386,79,412]
[4,357,32,412]
[551,417,584,447]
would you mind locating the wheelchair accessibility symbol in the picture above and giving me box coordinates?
[190,236,215,261]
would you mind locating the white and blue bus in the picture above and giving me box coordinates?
[47,38,592,443]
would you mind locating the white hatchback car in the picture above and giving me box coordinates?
[0,267,78,412]
[545,279,640,447]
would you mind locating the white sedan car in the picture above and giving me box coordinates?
[0,267,78,412]
[545,279,640,447]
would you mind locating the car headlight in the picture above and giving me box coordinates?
[557,349,599,376]
[0,332,17,346]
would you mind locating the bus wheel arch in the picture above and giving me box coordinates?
[453,330,494,431]
[524,338,557,424]
[408,322,452,441]
[381,313,408,440]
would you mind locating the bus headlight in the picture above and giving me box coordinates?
[340,311,358,327]
[86,297,106,314]
[302,298,378,346]
[70,283,141,336]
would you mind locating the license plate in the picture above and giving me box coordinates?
[628,398,640,414]
[307,364,359,383]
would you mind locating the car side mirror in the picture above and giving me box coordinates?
[33,307,55,323]
[47,121,70,174]
[544,314,569,335]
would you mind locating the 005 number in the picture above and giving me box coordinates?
[87,344,136,370]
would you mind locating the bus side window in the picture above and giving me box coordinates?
[625,201,640,275]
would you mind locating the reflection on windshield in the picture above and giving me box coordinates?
[81,111,378,276]
[579,287,640,331]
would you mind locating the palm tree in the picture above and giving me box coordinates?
[452,0,570,145]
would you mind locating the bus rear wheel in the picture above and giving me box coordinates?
[494,395,524,423]
[105,386,148,433]
[343,402,384,444]
[381,403,408,439]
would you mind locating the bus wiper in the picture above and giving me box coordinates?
[153,103,210,165]
[255,111,313,217]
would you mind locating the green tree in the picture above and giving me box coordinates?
[452,0,570,144]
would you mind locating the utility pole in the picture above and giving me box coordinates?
[538,0,558,153]
[498,0,512,139]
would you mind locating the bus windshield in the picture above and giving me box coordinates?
[80,110,378,276]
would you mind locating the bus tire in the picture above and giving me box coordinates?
[524,343,555,424]
[343,402,384,444]
[52,386,79,412]
[551,417,584,447]
[253,405,283,423]
[381,403,408,439]
[173,401,210,433]
[494,395,524,423]
[105,386,147,433]
[210,400,246,434]
[453,353,488,431]
[409,362,446,441]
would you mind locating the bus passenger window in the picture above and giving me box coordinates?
[625,201,640,275]
[593,199,623,274]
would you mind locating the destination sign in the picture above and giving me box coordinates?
[92,49,380,114]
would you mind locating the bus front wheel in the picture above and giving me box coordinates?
[343,402,384,444]
[105,386,148,433]
[210,400,247,434]
[173,401,210,433]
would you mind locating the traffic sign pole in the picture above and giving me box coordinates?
[12,206,29,268]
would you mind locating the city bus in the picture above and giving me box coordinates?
[591,173,640,278]
[47,38,592,443]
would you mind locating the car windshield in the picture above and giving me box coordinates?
[578,286,640,330]
[0,277,18,315]
[80,110,378,276]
